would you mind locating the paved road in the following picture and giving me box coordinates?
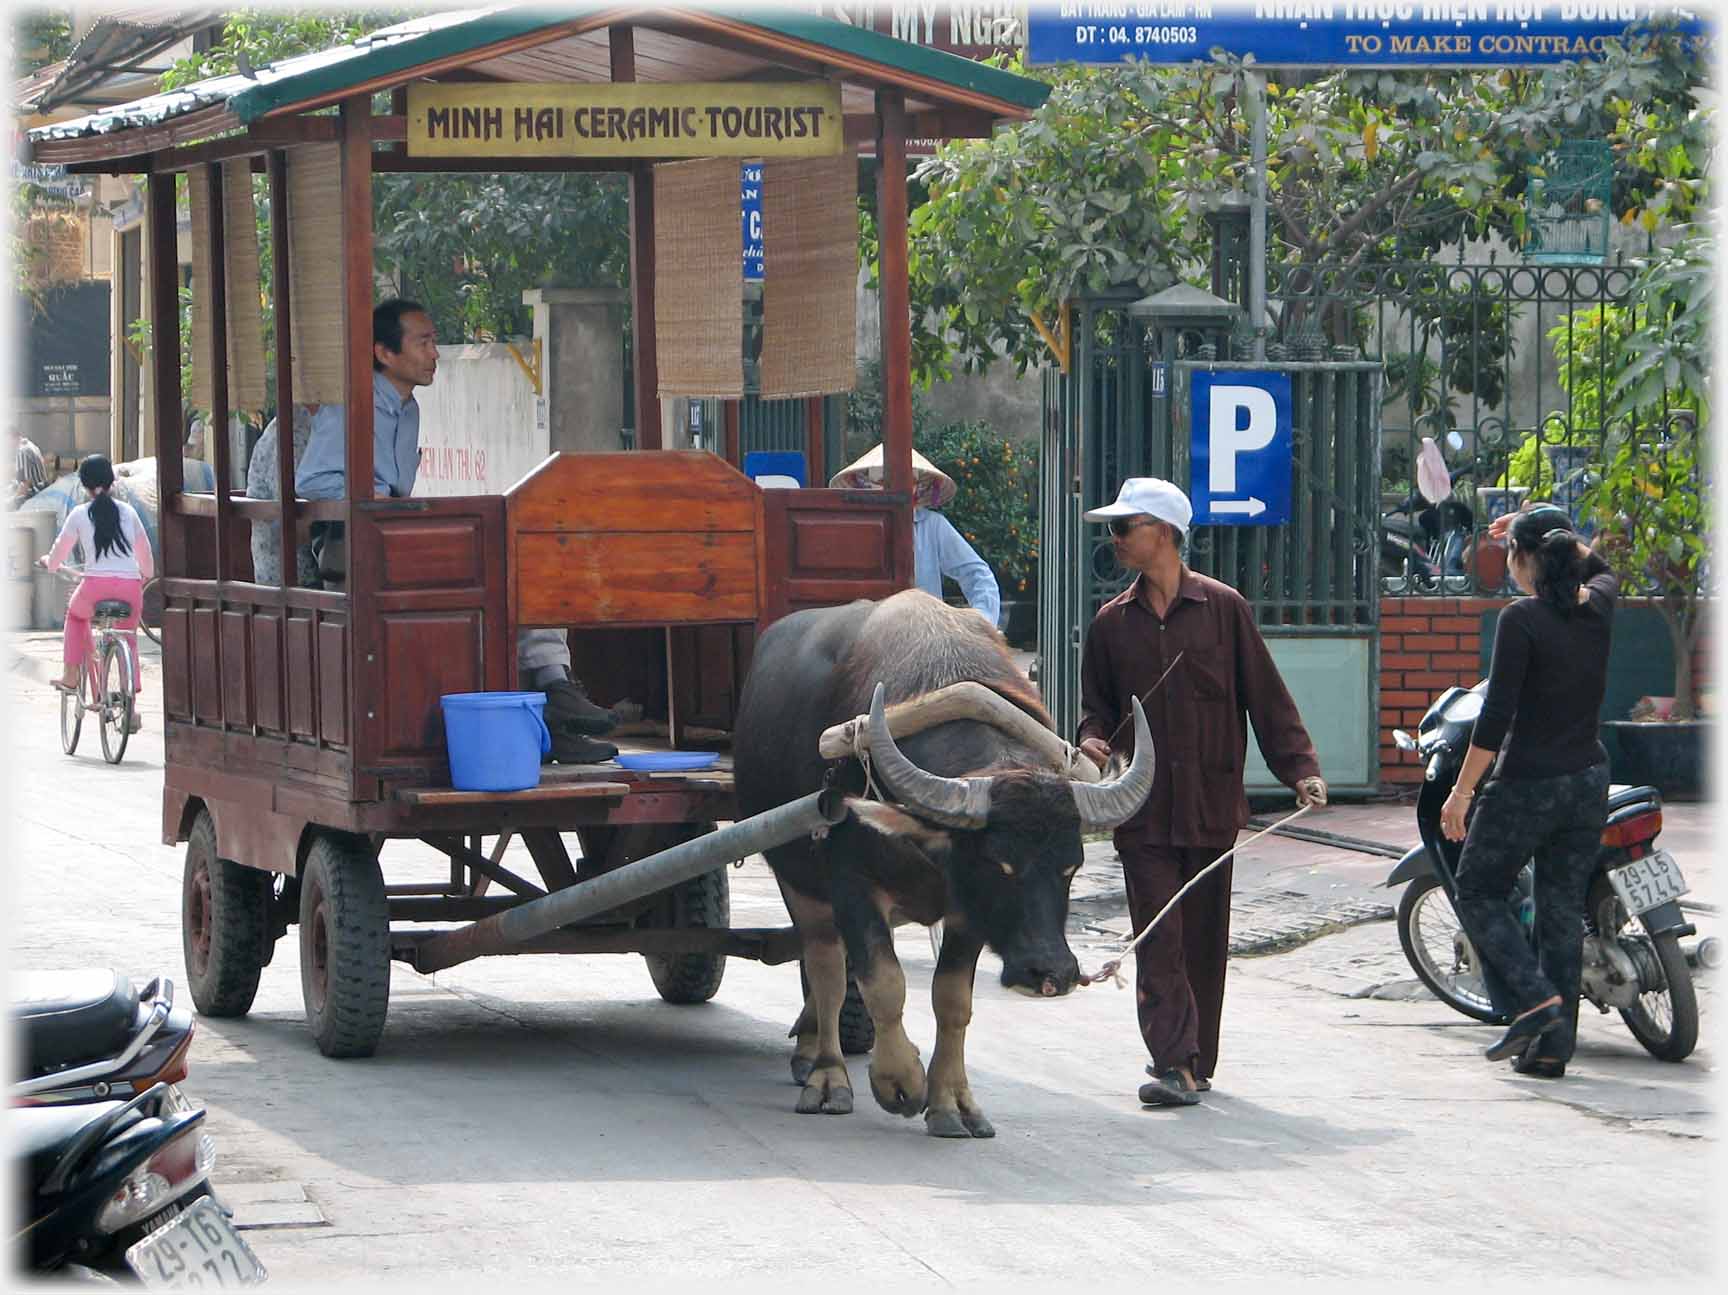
[5,634,1718,1286]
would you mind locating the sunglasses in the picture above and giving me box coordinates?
[1108,518,1157,538]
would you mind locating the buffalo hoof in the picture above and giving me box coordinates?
[796,1066,854,1115]
[868,1058,928,1118]
[925,1108,995,1139]
[790,1054,816,1086]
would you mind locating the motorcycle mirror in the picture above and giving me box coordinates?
[1392,729,1417,752]
[1445,430,1464,452]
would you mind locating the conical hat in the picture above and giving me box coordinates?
[828,443,957,508]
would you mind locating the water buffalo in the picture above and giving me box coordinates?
[734,590,1153,1138]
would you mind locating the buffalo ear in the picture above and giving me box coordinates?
[846,798,953,853]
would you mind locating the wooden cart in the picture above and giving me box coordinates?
[27,7,1047,1056]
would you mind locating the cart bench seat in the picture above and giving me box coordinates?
[394,781,634,807]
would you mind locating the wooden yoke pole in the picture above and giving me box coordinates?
[267,149,298,590]
[146,172,186,577]
[339,96,375,509]
[874,89,914,588]
[612,26,661,450]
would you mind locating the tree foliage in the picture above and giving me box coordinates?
[902,24,1710,385]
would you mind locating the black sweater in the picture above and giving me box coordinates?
[1470,559,1617,780]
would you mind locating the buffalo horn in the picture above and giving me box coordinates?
[1070,697,1156,831]
[864,682,992,829]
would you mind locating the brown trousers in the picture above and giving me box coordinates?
[1118,840,1235,1081]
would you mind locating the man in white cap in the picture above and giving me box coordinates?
[1077,477,1327,1107]
[829,443,1001,626]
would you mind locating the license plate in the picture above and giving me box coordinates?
[126,1196,267,1288]
[1609,849,1688,916]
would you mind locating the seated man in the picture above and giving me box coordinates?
[246,404,321,587]
[295,297,618,763]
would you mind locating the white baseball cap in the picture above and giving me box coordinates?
[1083,477,1193,537]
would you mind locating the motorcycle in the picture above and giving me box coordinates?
[1384,683,1700,1062]
[1381,467,1477,594]
[14,970,196,1106]
[12,971,268,1285]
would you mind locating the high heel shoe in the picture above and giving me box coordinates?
[1484,1000,1563,1061]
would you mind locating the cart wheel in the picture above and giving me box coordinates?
[182,810,272,1017]
[298,832,390,1058]
[641,821,729,1004]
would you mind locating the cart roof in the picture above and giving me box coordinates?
[28,4,1050,165]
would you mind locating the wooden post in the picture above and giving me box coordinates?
[612,26,661,450]
[804,396,825,486]
[339,97,374,504]
[204,164,232,583]
[268,149,298,591]
[874,90,914,588]
[723,400,740,467]
[146,171,186,577]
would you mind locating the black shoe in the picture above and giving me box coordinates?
[1484,1001,1563,1062]
[1138,1069,1201,1107]
[1511,1053,1566,1080]
[549,730,618,765]
[543,678,618,736]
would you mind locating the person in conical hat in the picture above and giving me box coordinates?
[829,442,1000,626]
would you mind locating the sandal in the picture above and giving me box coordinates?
[50,680,78,695]
[1138,1068,1201,1107]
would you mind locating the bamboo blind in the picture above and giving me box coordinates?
[285,143,345,406]
[759,155,858,399]
[653,158,743,399]
[219,159,268,413]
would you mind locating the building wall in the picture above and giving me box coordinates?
[411,343,547,497]
[1377,594,1713,787]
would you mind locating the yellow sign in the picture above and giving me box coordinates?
[406,83,844,159]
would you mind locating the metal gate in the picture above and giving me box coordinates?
[1039,300,1383,794]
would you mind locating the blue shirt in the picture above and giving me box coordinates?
[294,372,422,500]
[913,507,1001,626]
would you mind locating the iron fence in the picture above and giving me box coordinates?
[1264,244,1690,598]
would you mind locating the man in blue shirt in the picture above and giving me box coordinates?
[829,444,1001,626]
[292,298,618,761]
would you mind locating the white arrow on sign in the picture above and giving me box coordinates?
[1212,497,1267,517]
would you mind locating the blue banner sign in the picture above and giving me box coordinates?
[1190,370,1292,527]
[742,161,763,282]
[1027,4,1708,67]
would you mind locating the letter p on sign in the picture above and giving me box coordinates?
[1208,385,1276,494]
[1190,370,1292,527]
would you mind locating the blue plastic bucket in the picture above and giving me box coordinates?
[440,691,551,792]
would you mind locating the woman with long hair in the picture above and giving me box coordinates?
[37,455,154,730]
[1439,503,1618,1078]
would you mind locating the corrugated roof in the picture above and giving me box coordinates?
[28,4,1047,149]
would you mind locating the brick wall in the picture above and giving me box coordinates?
[1377,595,1714,788]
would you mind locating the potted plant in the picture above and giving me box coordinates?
[1577,231,1711,796]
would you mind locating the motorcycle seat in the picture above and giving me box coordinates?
[14,1099,127,1183]
[13,970,140,1076]
[93,600,133,620]
[1607,784,1659,813]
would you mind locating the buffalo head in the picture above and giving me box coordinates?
[855,683,1155,997]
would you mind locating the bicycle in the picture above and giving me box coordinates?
[47,564,140,764]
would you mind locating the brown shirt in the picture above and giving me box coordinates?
[1079,567,1320,847]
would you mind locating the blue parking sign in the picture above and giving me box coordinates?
[1191,371,1291,527]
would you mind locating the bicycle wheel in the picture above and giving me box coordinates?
[98,636,135,764]
[59,665,84,756]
